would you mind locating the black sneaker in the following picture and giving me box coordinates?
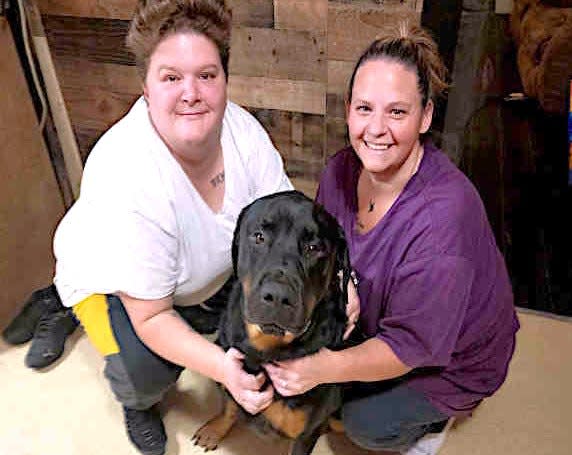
[2,284,63,345]
[25,309,79,369]
[123,405,167,455]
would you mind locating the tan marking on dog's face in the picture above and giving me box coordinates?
[245,323,296,351]
[262,400,308,438]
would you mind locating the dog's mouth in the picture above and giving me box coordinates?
[242,271,318,350]
[245,322,297,351]
[247,317,312,338]
[259,323,286,336]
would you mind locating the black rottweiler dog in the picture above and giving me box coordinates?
[192,190,352,455]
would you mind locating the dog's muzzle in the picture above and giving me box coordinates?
[245,267,309,335]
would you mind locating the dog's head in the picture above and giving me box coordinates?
[232,190,350,351]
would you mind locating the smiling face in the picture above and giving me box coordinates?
[346,59,433,181]
[143,32,227,163]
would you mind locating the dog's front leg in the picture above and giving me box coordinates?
[192,398,239,451]
[289,421,327,455]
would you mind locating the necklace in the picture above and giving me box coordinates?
[357,146,424,231]
[357,198,375,230]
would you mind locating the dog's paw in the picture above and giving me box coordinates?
[192,416,231,451]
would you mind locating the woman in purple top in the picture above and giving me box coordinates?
[265,22,519,454]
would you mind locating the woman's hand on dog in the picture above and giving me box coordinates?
[264,280,360,396]
[222,347,274,414]
[264,348,332,396]
[344,279,360,340]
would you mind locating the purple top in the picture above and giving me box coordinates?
[316,142,519,416]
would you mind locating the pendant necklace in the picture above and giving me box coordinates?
[363,146,423,218]
[367,199,375,212]
[357,198,375,231]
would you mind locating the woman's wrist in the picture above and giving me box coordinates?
[210,346,228,385]
[317,348,342,384]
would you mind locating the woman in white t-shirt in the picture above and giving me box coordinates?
[52,1,292,454]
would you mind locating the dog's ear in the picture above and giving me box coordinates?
[312,202,353,300]
[231,203,249,277]
[334,224,353,302]
[232,196,266,276]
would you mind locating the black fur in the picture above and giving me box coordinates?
[217,190,352,454]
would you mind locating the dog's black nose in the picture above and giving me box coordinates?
[267,267,288,282]
[260,281,294,307]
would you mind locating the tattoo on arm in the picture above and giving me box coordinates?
[210,171,225,188]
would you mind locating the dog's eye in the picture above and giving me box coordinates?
[254,232,265,244]
[304,243,323,254]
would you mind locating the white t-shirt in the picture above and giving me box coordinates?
[54,97,292,307]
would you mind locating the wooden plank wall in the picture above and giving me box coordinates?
[36,0,421,196]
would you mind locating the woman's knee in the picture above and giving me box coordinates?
[104,352,181,410]
[77,294,182,409]
[105,296,184,406]
[342,404,423,451]
[341,382,441,451]
[345,430,421,452]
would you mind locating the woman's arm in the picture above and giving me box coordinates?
[120,292,274,414]
[120,292,225,379]
[265,337,411,397]
[322,337,411,382]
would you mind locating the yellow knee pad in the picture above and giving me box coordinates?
[73,294,120,356]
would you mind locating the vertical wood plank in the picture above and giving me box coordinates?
[27,1,83,199]
[327,59,354,95]
[291,112,304,157]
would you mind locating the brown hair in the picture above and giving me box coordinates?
[347,22,449,107]
[126,0,232,79]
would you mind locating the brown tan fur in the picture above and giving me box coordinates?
[245,322,296,351]
[328,417,345,433]
[192,400,239,450]
[262,401,308,439]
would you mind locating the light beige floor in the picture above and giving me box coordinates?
[0,309,570,455]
